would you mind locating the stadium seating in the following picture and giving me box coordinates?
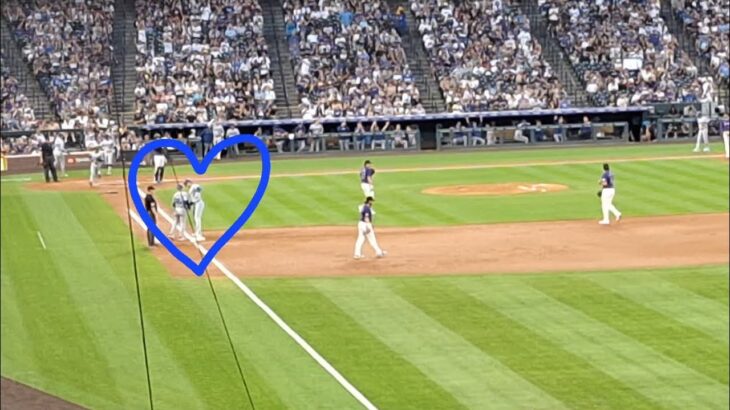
[1,53,36,130]
[133,0,275,124]
[672,0,729,84]
[283,0,424,118]
[541,0,709,106]
[411,0,566,112]
[3,0,114,125]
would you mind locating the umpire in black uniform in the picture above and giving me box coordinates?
[144,185,158,246]
[39,137,58,182]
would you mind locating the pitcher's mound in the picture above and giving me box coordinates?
[423,183,569,196]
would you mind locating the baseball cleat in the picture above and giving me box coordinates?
[377,251,388,258]
[616,214,622,222]
[703,147,711,152]
[598,220,610,225]
[353,255,364,259]
[693,148,700,152]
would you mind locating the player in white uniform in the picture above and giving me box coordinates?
[168,184,190,240]
[100,135,115,175]
[53,133,68,177]
[694,113,711,152]
[88,143,104,187]
[354,197,386,259]
[185,179,205,241]
[360,160,375,198]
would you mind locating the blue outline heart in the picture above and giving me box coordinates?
[128,135,270,276]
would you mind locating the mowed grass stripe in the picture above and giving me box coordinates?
[0,239,42,385]
[27,192,154,408]
[389,279,655,409]
[2,192,124,408]
[662,267,730,305]
[622,161,728,211]
[587,271,729,344]
[531,276,729,385]
[67,194,209,409]
[247,280,465,410]
[452,277,729,409]
[313,278,566,409]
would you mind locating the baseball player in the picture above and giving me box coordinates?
[185,179,205,241]
[360,160,375,197]
[153,148,167,184]
[719,107,729,159]
[354,197,386,259]
[88,143,104,187]
[53,133,68,177]
[694,112,711,152]
[598,163,622,225]
[100,134,115,175]
[168,184,190,240]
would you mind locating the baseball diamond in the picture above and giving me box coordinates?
[2,142,728,409]
[2,0,730,406]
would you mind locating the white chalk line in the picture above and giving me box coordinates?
[127,191,377,410]
[1,177,32,183]
[36,231,47,250]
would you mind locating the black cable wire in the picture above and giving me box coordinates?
[166,154,256,410]
[119,142,155,410]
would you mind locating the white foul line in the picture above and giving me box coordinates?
[36,231,47,250]
[128,190,377,410]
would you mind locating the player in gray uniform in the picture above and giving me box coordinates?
[100,135,115,175]
[88,143,104,187]
[53,133,68,177]
[598,163,622,225]
[354,197,386,259]
[168,184,190,240]
[184,179,206,241]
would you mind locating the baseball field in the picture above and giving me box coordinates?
[1,143,728,409]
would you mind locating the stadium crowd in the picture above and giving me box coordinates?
[541,0,711,106]
[283,0,425,118]
[134,0,275,124]
[2,0,115,126]
[1,54,37,131]
[411,0,567,112]
[672,0,729,83]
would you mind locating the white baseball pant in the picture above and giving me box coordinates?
[354,221,383,257]
[600,188,621,223]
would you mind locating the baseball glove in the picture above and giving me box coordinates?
[596,190,602,198]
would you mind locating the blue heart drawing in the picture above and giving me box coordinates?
[128,135,271,276]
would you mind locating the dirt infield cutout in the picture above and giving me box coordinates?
[423,183,569,196]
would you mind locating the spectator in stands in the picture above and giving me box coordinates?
[284,0,421,118]
[3,0,114,124]
[543,0,710,106]
[673,0,729,84]
[133,0,274,124]
[0,54,37,131]
[412,0,565,112]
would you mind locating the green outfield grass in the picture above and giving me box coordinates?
[1,143,728,409]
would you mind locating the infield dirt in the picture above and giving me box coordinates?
[26,175,729,278]
[94,186,728,278]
